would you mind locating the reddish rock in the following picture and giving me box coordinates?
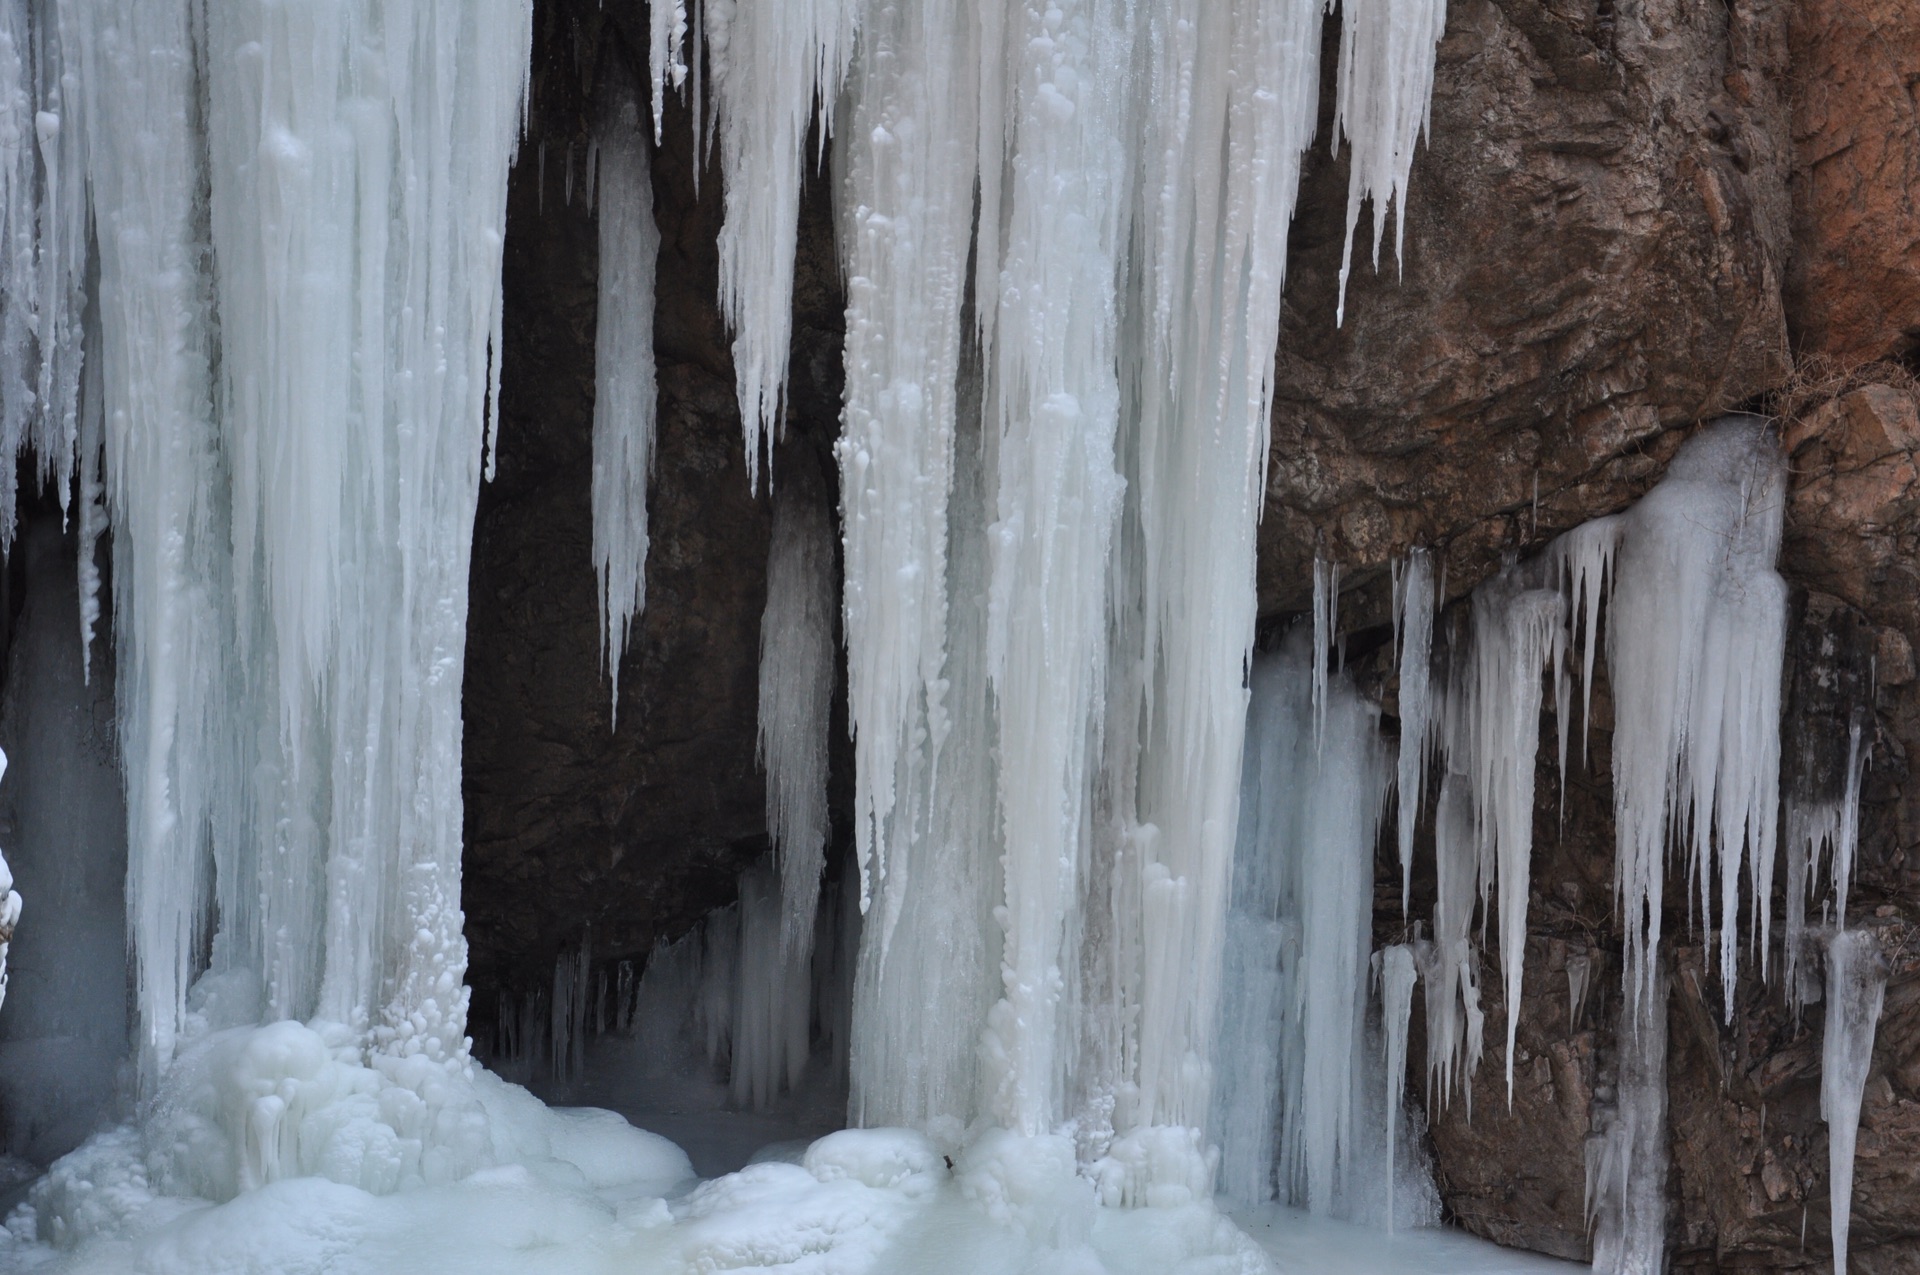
[1786,0,1920,364]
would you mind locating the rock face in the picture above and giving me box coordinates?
[1785,0,1920,364]
[457,0,1920,1266]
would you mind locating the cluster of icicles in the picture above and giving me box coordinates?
[0,0,1889,1270]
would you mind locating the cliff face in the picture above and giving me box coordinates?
[461,0,1920,1263]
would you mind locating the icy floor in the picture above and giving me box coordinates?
[0,1098,1587,1274]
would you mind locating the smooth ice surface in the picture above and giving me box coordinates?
[1234,1204,1586,1274]
[1822,929,1888,1275]
[591,70,662,715]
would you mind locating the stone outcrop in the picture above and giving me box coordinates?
[1785,0,1920,365]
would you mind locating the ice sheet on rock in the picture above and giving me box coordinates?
[1822,928,1887,1275]
[1585,959,1668,1275]
[758,466,836,963]
[705,0,858,487]
[1212,638,1418,1223]
[591,70,662,716]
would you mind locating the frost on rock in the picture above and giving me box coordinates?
[591,68,662,716]
[1823,928,1888,1275]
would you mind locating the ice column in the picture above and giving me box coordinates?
[1823,928,1887,1275]
[758,467,836,960]
[979,0,1131,1137]
[704,0,858,485]
[591,73,662,714]
[1104,0,1331,1148]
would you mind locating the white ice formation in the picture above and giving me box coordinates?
[0,0,1890,1273]
[592,67,663,715]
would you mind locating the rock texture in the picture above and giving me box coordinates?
[1785,0,1920,364]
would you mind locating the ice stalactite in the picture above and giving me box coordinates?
[591,70,662,716]
[1823,928,1888,1275]
[704,0,858,486]
[758,467,837,962]
[1332,0,1447,322]
[1212,638,1406,1217]
[1377,943,1418,1232]
[1567,947,1590,1032]
[1586,960,1670,1275]
[1395,548,1435,909]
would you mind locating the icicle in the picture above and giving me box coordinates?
[1377,943,1418,1233]
[1465,570,1564,1102]
[705,0,858,488]
[1567,947,1590,1033]
[550,938,591,1084]
[591,71,662,717]
[1395,548,1434,910]
[1586,959,1669,1275]
[648,0,689,143]
[758,466,836,962]
[1822,929,1887,1275]
[1331,0,1448,323]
